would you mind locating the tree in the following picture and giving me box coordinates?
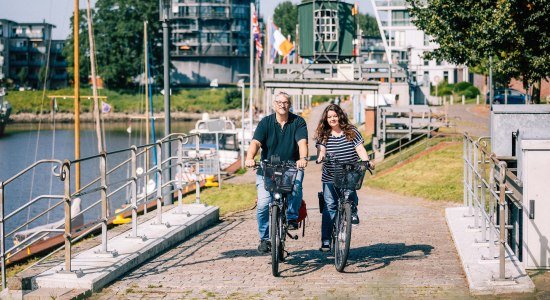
[356,13,379,37]
[408,0,550,102]
[93,0,163,89]
[63,10,91,86]
[64,0,163,89]
[273,1,298,41]
[17,67,28,86]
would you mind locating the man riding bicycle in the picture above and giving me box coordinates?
[245,92,308,254]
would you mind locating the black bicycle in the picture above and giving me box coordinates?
[321,156,372,272]
[259,156,300,277]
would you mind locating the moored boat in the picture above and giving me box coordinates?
[0,88,12,136]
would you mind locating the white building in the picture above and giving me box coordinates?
[372,0,468,88]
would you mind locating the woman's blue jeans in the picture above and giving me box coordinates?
[321,183,359,242]
[256,170,304,241]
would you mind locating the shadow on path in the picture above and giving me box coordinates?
[277,243,434,277]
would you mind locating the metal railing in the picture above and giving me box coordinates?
[463,133,522,281]
[0,132,222,289]
[264,63,407,82]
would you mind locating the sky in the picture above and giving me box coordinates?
[0,0,373,40]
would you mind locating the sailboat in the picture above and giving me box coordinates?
[0,88,11,136]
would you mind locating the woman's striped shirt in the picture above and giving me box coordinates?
[318,127,364,183]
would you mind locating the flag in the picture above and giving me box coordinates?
[269,21,277,63]
[252,9,263,60]
[273,27,294,57]
[101,101,111,113]
[352,1,359,15]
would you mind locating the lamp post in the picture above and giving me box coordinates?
[238,79,246,169]
[160,0,172,204]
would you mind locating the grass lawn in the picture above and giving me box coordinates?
[6,87,246,114]
[367,142,463,202]
[180,183,256,216]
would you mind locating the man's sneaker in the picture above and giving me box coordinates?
[288,220,299,230]
[257,240,271,254]
[319,240,331,252]
[351,212,360,225]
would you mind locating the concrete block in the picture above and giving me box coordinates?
[31,204,218,292]
[446,207,535,295]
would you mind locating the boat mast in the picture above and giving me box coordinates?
[86,0,104,154]
[144,21,150,189]
[74,0,81,190]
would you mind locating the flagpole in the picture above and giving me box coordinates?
[249,2,255,126]
[265,19,271,115]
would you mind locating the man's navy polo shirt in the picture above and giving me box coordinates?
[253,112,308,174]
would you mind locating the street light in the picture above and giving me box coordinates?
[160,0,171,204]
[238,78,246,169]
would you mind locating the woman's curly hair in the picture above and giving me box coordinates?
[314,104,356,145]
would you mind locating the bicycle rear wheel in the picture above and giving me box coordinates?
[270,205,282,276]
[334,202,352,272]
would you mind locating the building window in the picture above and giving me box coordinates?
[394,31,405,47]
[424,59,429,66]
[443,71,448,82]
[391,10,410,26]
[314,9,338,42]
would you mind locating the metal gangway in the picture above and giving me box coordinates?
[0,132,221,288]
[265,63,407,82]
[463,133,523,281]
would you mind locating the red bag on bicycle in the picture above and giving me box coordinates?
[297,200,307,223]
[297,200,307,237]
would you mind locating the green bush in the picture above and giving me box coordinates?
[224,89,242,109]
[453,81,473,92]
[431,81,454,96]
[462,86,480,98]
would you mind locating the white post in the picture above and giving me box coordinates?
[240,84,245,169]
[249,2,255,138]
[462,95,465,105]
[450,95,454,105]
[476,94,480,105]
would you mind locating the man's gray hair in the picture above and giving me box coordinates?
[274,91,292,104]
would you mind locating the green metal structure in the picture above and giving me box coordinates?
[298,0,356,63]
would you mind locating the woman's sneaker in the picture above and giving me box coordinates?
[351,211,360,225]
[319,240,331,252]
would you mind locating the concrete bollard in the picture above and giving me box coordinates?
[450,95,454,105]
[462,95,465,105]
[476,95,480,105]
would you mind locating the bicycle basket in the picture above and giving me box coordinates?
[263,163,298,193]
[333,162,367,190]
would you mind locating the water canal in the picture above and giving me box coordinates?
[0,121,196,248]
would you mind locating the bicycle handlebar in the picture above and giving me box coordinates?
[316,156,373,174]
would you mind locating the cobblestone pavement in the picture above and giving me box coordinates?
[91,102,470,299]
[445,104,490,137]
[91,173,468,299]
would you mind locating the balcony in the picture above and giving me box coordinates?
[9,60,28,67]
[375,0,408,7]
[201,12,229,19]
[10,46,28,52]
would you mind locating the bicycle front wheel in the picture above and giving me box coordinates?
[334,202,352,272]
[270,205,281,276]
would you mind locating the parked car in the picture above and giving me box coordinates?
[486,88,531,104]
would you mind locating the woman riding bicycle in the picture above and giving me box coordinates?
[314,104,372,252]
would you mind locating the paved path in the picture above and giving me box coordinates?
[445,104,490,137]
[91,185,469,299]
[91,102,469,299]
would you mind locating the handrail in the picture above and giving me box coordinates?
[0,131,221,289]
[3,159,62,185]
[463,132,522,281]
